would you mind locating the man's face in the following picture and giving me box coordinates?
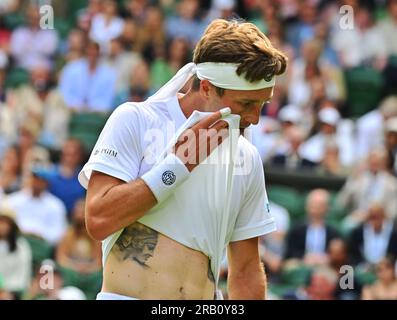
[208,86,274,129]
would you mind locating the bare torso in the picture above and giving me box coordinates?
[102,222,215,299]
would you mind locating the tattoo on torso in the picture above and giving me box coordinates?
[113,223,159,268]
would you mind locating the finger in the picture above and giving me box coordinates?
[194,107,231,130]
[209,119,229,131]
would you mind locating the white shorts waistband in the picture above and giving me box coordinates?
[96,292,139,300]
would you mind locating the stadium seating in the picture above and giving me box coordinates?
[344,66,384,118]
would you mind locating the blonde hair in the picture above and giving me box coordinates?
[193,19,288,83]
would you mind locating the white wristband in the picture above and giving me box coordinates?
[141,153,189,203]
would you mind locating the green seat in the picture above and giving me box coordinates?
[268,185,306,223]
[58,266,102,300]
[3,13,25,29]
[268,283,299,299]
[54,18,73,40]
[69,112,109,152]
[24,235,53,270]
[344,67,384,118]
[4,68,30,89]
[356,270,377,286]
[280,265,313,288]
[325,192,348,236]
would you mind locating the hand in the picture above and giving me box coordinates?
[174,110,229,172]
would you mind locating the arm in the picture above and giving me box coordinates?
[85,108,227,241]
[227,237,266,300]
[86,172,157,241]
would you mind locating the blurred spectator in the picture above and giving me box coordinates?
[331,6,387,69]
[0,146,22,194]
[348,203,397,269]
[125,0,150,24]
[252,104,305,163]
[166,0,206,47]
[361,256,397,300]
[284,265,339,300]
[25,260,63,300]
[0,0,20,14]
[0,207,32,298]
[135,6,166,64]
[56,199,101,274]
[59,41,117,113]
[288,39,345,110]
[259,201,290,275]
[356,95,397,162]
[17,124,41,174]
[206,0,236,21]
[76,0,103,33]
[9,4,58,71]
[105,37,142,97]
[327,238,362,300]
[316,141,348,177]
[150,37,190,92]
[377,0,397,57]
[385,117,397,175]
[63,29,87,63]
[47,139,86,217]
[0,61,7,101]
[89,0,125,54]
[286,0,317,55]
[284,189,340,266]
[269,125,316,170]
[120,18,139,51]
[56,286,86,300]
[338,148,397,227]
[299,107,355,167]
[5,165,67,245]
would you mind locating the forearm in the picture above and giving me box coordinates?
[227,266,267,300]
[86,177,157,240]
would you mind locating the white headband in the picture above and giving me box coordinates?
[147,62,275,102]
[196,62,275,90]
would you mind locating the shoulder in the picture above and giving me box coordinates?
[237,137,264,183]
[5,190,26,204]
[61,59,85,74]
[109,101,162,127]
[238,137,263,166]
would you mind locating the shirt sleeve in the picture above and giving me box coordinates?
[230,150,276,242]
[78,103,143,189]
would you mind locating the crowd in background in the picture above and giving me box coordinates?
[0,0,397,300]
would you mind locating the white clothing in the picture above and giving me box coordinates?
[79,96,276,283]
[305,224,326,254]
[89,14,125,54]
[5,190,68,245]
[59,59,117,112]
[299,120,355,167]
[0,237,32,293]
[356,110,384,161]
[363,221,394,265]
[96,292,139,300]
[10,27,58,70]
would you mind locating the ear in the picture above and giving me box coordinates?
[199,79,213,99]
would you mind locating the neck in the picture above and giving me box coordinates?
[32,189,43,198]
[310,219,324,227]
[60,165,77,177]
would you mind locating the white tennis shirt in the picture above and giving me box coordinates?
[78,96,276,282]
